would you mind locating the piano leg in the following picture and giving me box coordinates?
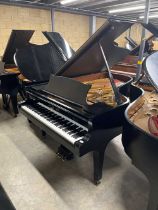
[2,93,9,109]
[2,92,18,117]
[147,186,158,210]
[93,145,107,185]
[10,94,18,117]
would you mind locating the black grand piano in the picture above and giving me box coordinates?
[2,30,34,68]
[122,51,158,210]
[18,19,142,185]
[0,30,34,115]
[1,30,73,115]
[15,31,74,85]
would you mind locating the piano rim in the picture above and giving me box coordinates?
[124,84,158,140]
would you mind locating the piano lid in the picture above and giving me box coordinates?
[142,22,158,37]
[15,42,66,82]
[43,32,75,60]
[130,23,158,55]
[0,61,4,72]
[56,19,133,78]
[2,30,34,65]
[143,51,158,92]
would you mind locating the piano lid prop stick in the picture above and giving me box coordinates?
[99,43,122,105]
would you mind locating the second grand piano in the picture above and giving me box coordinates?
[19,19,140,184]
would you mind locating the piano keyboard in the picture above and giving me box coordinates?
[21,102,88,145]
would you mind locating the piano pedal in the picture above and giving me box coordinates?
[56,145,74,161]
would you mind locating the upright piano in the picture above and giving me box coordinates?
[19,19,142,184]
[122,51,158,210]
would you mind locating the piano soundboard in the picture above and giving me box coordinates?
[128,91,158,137]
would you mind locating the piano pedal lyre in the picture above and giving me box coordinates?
[56,145,74,161]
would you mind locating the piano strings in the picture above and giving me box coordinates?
[83,78,122,106]
[128,91,158,136]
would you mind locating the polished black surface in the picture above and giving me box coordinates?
[0,68,19,116]
[0,184,15,210]
[56,20,132,78]
[0,61,4,72]
[2,30,34,65]
[20,19,134,184]
[122,53,158,209]
[15,42,65,82]
[43,31,75,60]
[0,30,34,116]
[15,32,74,83]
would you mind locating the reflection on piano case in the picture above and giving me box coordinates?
[19,19,141,185]
[122,51,158,210]
[15,31,75,87]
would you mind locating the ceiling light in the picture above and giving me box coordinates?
[60,0,79,5]
[139,14,158,19]
[109,5,145,14]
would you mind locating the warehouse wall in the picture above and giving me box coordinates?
[0,4,157,57]
[54,11,89,50]
[96,17,106,30]
[0,5,51,56]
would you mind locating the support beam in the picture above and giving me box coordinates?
[135,0,151,82]
[51,9,55,32]
[89,16,96,37]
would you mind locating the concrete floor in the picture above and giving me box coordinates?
[0,105,149,210]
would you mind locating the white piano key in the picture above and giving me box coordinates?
[21,105,87,145]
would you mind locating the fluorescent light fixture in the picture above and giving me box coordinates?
[109,5,145,14]
[60,0,79,5]
[139,14,158,19]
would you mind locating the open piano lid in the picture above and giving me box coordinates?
[2,30,34,65]
[15,41,66,82]
[130,23,158,55]
[142,22,158,37]
[143,51,158,92]
[56,19,133,78]
[43,31,75,60]
[43,20,133,108]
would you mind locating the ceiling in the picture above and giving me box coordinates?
[1,0,158,25]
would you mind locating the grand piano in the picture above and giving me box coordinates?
[18,19,142,185]
[43,31,75,60]
[122,51,158,210]
[2,30,73,115]
[15,31,75,85]
[2,30,34,68]
[0,30,34,115]
[112,23,158,88]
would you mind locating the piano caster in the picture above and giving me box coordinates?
[94,180,101,186]
[57,145,74,161]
